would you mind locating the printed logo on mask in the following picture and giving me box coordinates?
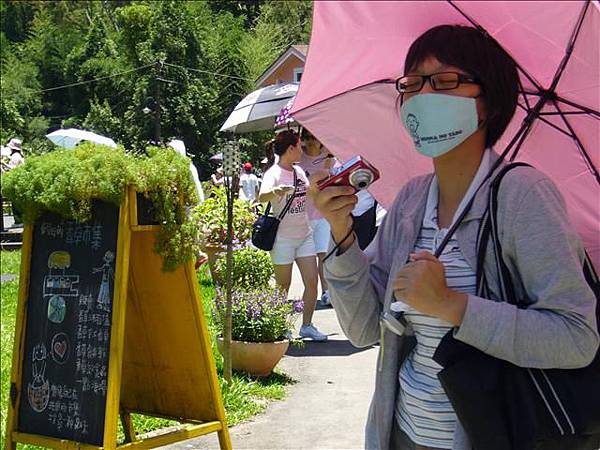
[401,94,478,158]
[406,114,422,148]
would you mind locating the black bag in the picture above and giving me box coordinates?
[251,169,297,251]
[352,200,378,250]
[433,163,600,450]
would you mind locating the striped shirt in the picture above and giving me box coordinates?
[395,150,491,448]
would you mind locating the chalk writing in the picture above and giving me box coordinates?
[19,202,118,445]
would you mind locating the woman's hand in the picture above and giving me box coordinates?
[392,251,468,325]
[272,185,294,197]
[308,170,357,249]
[258,185,293,203]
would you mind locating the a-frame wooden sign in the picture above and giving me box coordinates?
[5,188,231,449]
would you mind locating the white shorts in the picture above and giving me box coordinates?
[270,233,316,265]
[310,218,331,254]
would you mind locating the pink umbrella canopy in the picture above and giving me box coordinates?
[291,0,599,267]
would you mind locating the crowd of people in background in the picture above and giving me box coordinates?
[254,128,386,341]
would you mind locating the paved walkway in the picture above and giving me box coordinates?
[162,265,378,450]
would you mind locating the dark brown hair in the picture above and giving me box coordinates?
[273,130,299,156]
[405,25,519,148]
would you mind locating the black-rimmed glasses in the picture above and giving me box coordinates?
[396,71,480,94]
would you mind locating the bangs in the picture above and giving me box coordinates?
[404,25,519,148]
[405,25,486,79]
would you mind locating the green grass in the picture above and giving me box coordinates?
[1,250,22,448]
[1,252,294,448]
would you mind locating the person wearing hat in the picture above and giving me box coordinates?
[239,162,260,203]
[3,138,25,226]
[6,138,24,170]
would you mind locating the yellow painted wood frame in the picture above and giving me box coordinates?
[5,189,230,449]
[4,222,33,450]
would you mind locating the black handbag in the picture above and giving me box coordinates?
[251,169,297,251]
[433,163,600,450]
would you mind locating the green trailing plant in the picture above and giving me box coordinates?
[134,146,200,271]
[192,185,255,249]
[216,246,274,290]
[1,143,199,271]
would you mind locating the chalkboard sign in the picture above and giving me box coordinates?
[18,201,119,446]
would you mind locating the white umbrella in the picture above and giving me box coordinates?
[46,128,117,149]
[220,83,299,134]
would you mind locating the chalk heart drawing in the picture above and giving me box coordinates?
[54,341,66,358]
[50,333,70,364]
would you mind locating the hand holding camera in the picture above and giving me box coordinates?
[316,156,380,191]
[309,155,379,252]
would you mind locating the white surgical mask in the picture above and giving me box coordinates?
[401,93,479,158]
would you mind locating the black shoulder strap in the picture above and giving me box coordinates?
[478,162,600,311]
[476,162,532,304]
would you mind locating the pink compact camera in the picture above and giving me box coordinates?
[317,155,380,191]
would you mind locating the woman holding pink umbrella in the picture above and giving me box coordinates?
[311,25,598,450]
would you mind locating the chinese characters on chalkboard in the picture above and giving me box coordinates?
[19,202,119,446]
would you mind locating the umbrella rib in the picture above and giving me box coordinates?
[498,102,539,163]
[446,0,542,92]
[507,117,538,163]
[551,99,600,184]
[539,111,591,116]
[235,96,297,112]
[555,95,600,118]
[520,91,600,118]
[518,80,533,113]
[253,97,297,106]
[517,103,574,139]
[507,88,559,162]
[548,0,591,93]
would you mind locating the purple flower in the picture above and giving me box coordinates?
[293,300,304,313]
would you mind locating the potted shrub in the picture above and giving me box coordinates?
[213,287,303,377]
[215,246,274,290]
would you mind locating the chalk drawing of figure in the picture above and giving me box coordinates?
[28,343,50,413]
[93,250,115,312]
[406,113,421,148]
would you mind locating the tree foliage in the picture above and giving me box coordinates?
[0,0,313,178]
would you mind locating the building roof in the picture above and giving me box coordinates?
[291,44,308,56]
[256,44,308,87]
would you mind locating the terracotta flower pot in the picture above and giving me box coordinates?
[217,337,289,377]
